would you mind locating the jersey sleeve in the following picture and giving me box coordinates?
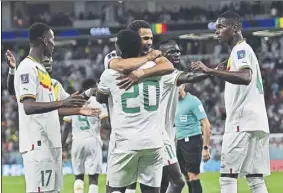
[104,51,121,69]
[99,103,109,119]
[233,46,252,71]
[63,116,72,123]
[162,70,184,86]
[17,64,38,102]
[97,70,111,95]
[191,98,207,121]
[58,81,70,100]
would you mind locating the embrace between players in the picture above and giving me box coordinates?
[7,11,270,193]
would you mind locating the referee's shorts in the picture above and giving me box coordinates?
[176,134,203,175]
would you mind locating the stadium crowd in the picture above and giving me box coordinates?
[2,35,283,164]
[12,1,283,28]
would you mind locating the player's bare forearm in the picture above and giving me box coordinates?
[81,88,97,100]
[22,98,63,115]
[7,73,15,96]
[207,68,252,85]
[141,56,174,78]
[62,121,72,149]
[58,108,81,116]
[201,118,211,147]
[177,72,210,85]
[110,57,149,73]
[96,91,109,104]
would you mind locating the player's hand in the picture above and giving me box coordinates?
[61,91,87,108]
[116,72,140,90]
[202,149,210,162]
[146,50,162,61]
[5,50,16,69]
[190,61,212,74]
[79,105,101,116]
[215,60,228,71]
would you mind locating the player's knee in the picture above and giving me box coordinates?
[246,176,268,193]
[74,179,84,193]
[219,176,237,186]
[188,172,200,181]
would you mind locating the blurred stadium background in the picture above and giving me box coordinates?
[1,1,283,193]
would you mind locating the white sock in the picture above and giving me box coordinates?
[125,189,136,193]
[74,179,84,193]
[88,184,99,193]
[247,177,268,193]
[219,177,237,193]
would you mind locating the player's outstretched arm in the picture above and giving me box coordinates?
[176,72,209,85]
[22,94,86,115]
[177,60,228,85]
[116,56,174,90]
[58,106,101,116]
[191,61,252,85]
[96,91,108,104]
[109,50,161,73]
[5,50,17,96]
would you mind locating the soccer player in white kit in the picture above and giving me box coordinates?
[14,23,90,193]
[97,29,174,193]
[191,12,270,193]
[105,20,211,193]
[62,78,110,193]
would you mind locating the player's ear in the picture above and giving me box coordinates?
[233,24,240,33]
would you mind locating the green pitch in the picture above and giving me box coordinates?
[2,172,283,193]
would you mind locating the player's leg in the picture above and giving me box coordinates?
[23,148,62,193]
[137,148,164,193]
[71,140,86,193]
[163,163,185,193]
[160,171,169,193]
[162,142,185,193]
[107,148,139,193]
[125,183,137,193]
[177,136,203,193]
[245,131,270,193]
[176,140,192,193]
[85,138,104,193]
[219,132,252,193]
[88,174,99,193]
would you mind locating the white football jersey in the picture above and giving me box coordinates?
[160,70,184,142]
[98,61,167,150]
[63,96,108,141]
[104,50,120,69]
[52,79,70,101]
[224,41,269,133]
[14,56,61,153]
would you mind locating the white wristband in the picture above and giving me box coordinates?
[84,88,92,97]
[9,68,15,75]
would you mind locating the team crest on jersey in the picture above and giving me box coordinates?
[37,67,52,91]
[20,74,29,84]
[237,50,245,59]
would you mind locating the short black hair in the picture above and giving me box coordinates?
[218,11,242,26]
[28,23,51,44]
[157,39,177,49]
[82,78,97,90]
[127,20,151,32]
[116,29,142,58]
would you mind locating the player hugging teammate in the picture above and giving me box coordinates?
[9,10,270,193]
